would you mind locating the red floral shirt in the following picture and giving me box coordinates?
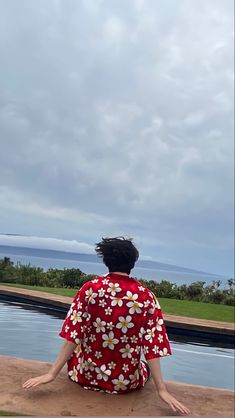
[60,272,171,394]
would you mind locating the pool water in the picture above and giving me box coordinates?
[0,301,234,390]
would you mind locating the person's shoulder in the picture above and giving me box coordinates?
[130,278,153,298]
[130,278,161,306]
[82,274,108,288]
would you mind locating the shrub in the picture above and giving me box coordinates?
[184,281,206,301]
[224,295,235,306]
[0,257,234,307]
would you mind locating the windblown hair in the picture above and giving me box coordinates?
[95,237,139,274]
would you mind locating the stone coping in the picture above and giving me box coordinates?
[0,356,234,416]
[0,285,234,337]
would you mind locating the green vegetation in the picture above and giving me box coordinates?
[2,283,234,322]
[0,256,234,308]
[0,412,23,416]
[159,297,234,322]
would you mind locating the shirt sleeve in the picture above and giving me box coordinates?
[142,293,172,360]
[59,282,91,344]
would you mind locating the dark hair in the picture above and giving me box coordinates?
[95,237,139,274]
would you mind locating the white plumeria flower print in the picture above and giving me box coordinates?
[143,346,149,355]
[98,288,105,297]
[80,325,86,333]
[107,282,122,296]
[92,278,99,283]
[116,315,134,333]
[95,364,112,381]
[120,335,129,343]
[70,310,82,325]
[110,296,123,306]
[122,364,129,373]
[82,311,91,321]
[77,301,83,309]
[144,300,150,308]
[67,302,75,317]
[120,344,134,358]
[94,351,102,359]
[156,318,164,331]
[90,293,98,304]
[84,345,92,354]
[90,379,98,385]
[107,321,114,330]
[108,361,116,370]
[102,331,119,350]
[130,335,138,344]
[77,357,84,374]
[102,278,109,285]
[147,319,154,326]
[93,317,106,333]
[158,334,164,343]
[159,347,168,356]
[82,336,88,346]
[131,358,139,366]
[68,366,78,382]
[153,345,159,355]
[145,327,156,343]
[126,299,143,314]
[85,288,98,304]
[99,299,107,308]
[89,334,96,342]
[65,325,70,333]
[135,345,141,354]
[85,287,94,299]
[85,371,92,380]
[84,358,96,371]
[112,374,130,391]
[123,291,138,301]
[105,307,112,315]
[139,327,145,339]
[138,286,145,292]
[129,369,139,384]
[70,330,78,339]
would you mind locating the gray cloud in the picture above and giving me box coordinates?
[0,0,234,275]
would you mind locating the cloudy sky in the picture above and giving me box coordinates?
[0,0,234,276]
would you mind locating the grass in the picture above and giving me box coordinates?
[1,283,234,323]
[159,297,234,323]
[0,412,23,416]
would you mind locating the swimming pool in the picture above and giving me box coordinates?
[0,300,234,390]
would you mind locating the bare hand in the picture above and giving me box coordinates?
[22,372,55,389]
[158,389,191,415]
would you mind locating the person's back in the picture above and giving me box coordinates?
[60,271,171,393]
[23,237,190,415]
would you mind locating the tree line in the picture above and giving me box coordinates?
[0,257,234,306]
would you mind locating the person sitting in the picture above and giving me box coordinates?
[23,236,190,415]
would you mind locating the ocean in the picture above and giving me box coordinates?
[0,245,227,285]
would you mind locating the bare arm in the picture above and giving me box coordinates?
[147,358,190,415]
[22,340,76,389]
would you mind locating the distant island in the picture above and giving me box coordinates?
[0,244,219,277]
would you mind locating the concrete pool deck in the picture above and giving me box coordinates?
[0,356,234,416]
[0,285,234,338]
